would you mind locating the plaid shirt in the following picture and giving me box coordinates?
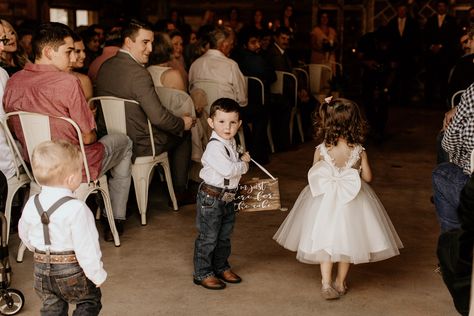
[442,82,474,174]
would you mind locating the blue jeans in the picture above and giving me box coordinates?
[34,261,102,316]
[193,189,236,280]
[99,134,133,220]
[432,162,470,232]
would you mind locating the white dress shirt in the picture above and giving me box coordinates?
[0,67,15,179]
[19,186,107,286]
[189,49,247,107]
[438,14,445,28]
[200,131,248,189]
[398,17,406,36]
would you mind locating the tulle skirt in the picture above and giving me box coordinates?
[273,182,403,264]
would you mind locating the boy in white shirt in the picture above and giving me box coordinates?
[19,140,106,315]
[193,98,250,290]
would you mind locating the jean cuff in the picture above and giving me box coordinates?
[215,266,231,276]
[193,272,215,281]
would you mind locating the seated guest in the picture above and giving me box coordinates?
[437,173,474,315]
[0,50,15,181]
[189,25,247,110]
[148,32,186,91]
[4,22,133,242]
[0,19,30,76]
[234,28,276,164]
[433,83,474,233]
[168,30,188,88]
[95,19,195,205]
[447,30,474,104]
[88,29,121,84]
[79,28,101,73]
[70,33,93,101]
[17,26,34,61]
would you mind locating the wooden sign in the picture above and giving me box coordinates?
[236,178,281,212]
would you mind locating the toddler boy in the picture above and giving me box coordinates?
[193,98,251,290]
[19,140,106,315]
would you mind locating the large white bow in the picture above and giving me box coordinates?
[308,161,361,204]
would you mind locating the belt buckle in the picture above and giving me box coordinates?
[221,191,235,203]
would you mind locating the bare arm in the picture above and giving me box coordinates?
[360,150,372,183]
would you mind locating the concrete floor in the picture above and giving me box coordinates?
[7,105,458,315]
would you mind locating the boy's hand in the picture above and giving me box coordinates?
[241,151,251,163]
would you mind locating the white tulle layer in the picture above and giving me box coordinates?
[274,182,403,264]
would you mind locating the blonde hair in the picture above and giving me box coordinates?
[0,19,30,68]
[31,140,83,186]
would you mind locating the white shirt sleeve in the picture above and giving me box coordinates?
[69,201,107,286]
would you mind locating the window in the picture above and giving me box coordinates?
[49,8,68,25]
[49,8,98,28]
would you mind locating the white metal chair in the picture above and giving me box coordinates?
[0,118,32,243]
[89,96,178,226]
[451,90,465,108]
[6,111,120,263]
[293,67,310,91]
[191,80,247,151]
[246,76,275,154]
[270,70,305,144]
[306,63,333,102]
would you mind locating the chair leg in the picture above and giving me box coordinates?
[131,169,150,226]
[289,108,296,145]
[4,186,15,245]
[161,160,178,211]
[267,122,275,153]
[296,111,305,143]
[17,241,27,263]
[96,185,120,247]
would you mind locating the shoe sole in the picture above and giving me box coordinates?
[193,278,226,290]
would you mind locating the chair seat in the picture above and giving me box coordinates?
[134,152,168,165]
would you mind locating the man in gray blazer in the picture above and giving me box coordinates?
[96,19,194,206]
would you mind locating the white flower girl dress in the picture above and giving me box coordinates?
[274,143,403,264]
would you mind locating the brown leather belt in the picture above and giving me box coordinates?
[200,183,237,200]
[34,251,78,264]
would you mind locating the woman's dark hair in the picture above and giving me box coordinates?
[168,30,183,41]
[149,32,173,65]
[314,98,368,146]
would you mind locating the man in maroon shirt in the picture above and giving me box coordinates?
[4,22,133,242]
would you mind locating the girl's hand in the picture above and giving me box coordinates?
[241,152,251,162]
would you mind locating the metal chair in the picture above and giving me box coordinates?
[89,96,178,226]
[270,71,304,144]
[0,118,32,244]
[191,80,247,151]
[5,111,120,263]
[306,63,333,101]
[246,76,275,154]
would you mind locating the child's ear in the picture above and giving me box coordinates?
[207,117,214,128]
[237,120,242,128]
[64,173,75,186]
